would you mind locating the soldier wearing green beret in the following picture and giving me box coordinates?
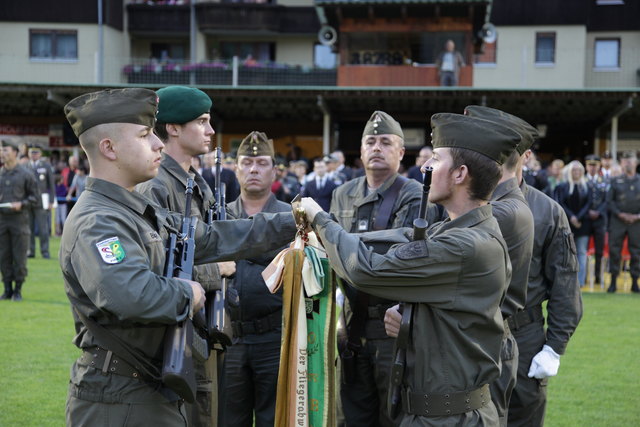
[297,112,520,426]
[607,150,640,293]
[136,85,236,426]
[463,105,536,427]
[219,131,291,427]
[329,110,442,427]
[0,140,40,301]
[61,88,297,426]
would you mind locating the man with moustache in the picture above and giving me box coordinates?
[330,111,441,426]
[220,132,291,427]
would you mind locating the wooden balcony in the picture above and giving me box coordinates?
[195,3,319,34]
[337,65,473,87]
[127,3,190,34]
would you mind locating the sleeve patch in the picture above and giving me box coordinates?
[396,240,429,260]
[96,236,126,264]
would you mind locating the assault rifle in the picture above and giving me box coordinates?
[388,167,432,417]
[162,178,209,403]
[206,145,232,349]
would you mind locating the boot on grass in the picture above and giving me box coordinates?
[607,274,617,293]
[632,277,639,294]
[12,282,23,302]
[0,282,13,300]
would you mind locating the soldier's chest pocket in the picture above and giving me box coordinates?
[4,178,25,200]
[142,229,167,272]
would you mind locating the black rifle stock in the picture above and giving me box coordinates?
[206,145,232,349]
[162,178,209,403]
[389,167,432,417]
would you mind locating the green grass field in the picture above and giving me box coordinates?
[1,236,638,426]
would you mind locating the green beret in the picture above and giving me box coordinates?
[156,86,211,124]
[237,131,275,159]
[463,105,539,155]
[65,88,158,137]
[362,111,404,139]
[430,113,520,165]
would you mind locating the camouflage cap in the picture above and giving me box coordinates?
[65,88,158,137]
[362,111,404,139]
[463,105,539,155]
[156,86,212,124]
[237,131,275,160]
[430,113,521,165]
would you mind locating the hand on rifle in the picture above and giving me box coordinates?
[384,304,402,338]
[179,279,206,314]
[218,261,236,277]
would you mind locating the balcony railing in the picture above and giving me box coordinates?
[127,3,191,34]
[122,58,337,86]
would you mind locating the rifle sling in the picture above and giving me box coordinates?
[74,308,162,382]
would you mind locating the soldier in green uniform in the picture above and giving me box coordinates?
[491,115,582,427]
[607,150,640,293]
[463,106,535,427]
[27,145,55,259]
[299,113,520,426]
[220,131,291,427]
[136,85,236,426]
[61,88,297,426]
[330,111,441,427]
[584,154,608,285]
[0,140,40,301]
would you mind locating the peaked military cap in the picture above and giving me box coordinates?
[27,145,42,153]
[602,150,612,159]
[65,88,158,137]
[430,113,521,165]
[156,86,212,124]
[237,131,275,159]
[362,111,404,139]
[585,154,601,165]
[463,105,539,155]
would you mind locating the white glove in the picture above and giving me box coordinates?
[528,345,560,379]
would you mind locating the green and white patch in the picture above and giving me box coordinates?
[96,236,126,264]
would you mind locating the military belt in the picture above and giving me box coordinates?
[507,305,543,331]
[231,309,282,337]
[402,384,490,417]
[79,347,141,379]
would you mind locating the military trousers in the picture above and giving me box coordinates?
[29,207,50,257]
[219,339,281,427]
[608,217,640,278]
[338,319,398,427]
[507,319,547,427]
[0,212,30,284]
[489,324,519,427]
[66,394,188,427]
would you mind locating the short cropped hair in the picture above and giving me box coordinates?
[449,147,502,201]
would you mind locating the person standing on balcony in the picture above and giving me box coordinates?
[435,39,465,87]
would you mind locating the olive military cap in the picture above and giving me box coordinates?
[237,131,275,160]
[585,154,601,165]
[620,150,637,159]
[65,88,158,137]
[430,113,521,165]
[156,86,212,124]
[463,105,539,155]
[1,139,20,151]
[362,111,404,139]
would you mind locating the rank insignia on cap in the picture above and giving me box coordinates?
[362,110,404,139]
[96,236,126,264]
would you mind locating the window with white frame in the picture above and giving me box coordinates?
[535,32,555,65]
[30,29,78,60]
[594,38,620,69]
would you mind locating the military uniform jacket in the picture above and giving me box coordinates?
[520,181,583,355]
[491,178,534,318]
[28,159,55,208]
[330,174,440,328]
[313,205,510,414]
[586,174,608,228]
[226,194,291,344]
[60,177,296,403]
[608,173,640,216]
[136,153,221,291]
[0,164,40,219]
